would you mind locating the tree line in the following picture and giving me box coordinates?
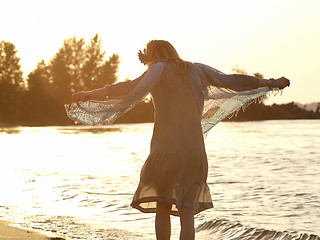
[0,35,319,126]
[0,34,154,126]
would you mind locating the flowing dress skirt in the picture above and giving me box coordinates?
[131,63,213,216]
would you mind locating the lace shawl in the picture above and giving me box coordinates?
[65,62,277,136]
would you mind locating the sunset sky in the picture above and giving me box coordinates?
[1,0,319,104]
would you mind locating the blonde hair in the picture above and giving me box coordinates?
[144,40,188,74]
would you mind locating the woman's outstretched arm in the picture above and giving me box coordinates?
[227,74,290,90]
[72,72,146,103]
[196,63,290,91]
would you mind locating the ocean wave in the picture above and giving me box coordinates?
[196,219,320,240]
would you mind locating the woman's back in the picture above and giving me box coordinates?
[150,62,206,153]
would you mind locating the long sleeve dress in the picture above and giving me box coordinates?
[102,61,261,216]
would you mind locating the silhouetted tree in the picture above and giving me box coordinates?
[0,41,24,123]
[26,34,120,125]
[48,34,119,105]
[24,60,56,124]
[316,103,320,113]
[232,66,264,79]
[232,65,248,75]
[82,34,119,90]
[253,72,264,79]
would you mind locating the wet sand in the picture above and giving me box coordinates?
[0,220,65,240]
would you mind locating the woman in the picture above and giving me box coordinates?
[68,40,290,240]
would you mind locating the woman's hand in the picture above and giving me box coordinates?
[138,50,147,65]
[275,77,290,89]
[72,91,93,105]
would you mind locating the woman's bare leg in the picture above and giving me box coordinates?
[156,201,172,240]
[179,207,195,240]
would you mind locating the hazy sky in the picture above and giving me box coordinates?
[2,0,319,104]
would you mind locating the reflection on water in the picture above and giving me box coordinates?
[59,126,122,134]
[0,120,319,239]
[0,128,22,134]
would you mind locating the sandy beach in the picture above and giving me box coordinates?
[0,220,64,240]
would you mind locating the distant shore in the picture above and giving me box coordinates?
[0,102,319,127]
[224,102,320,122]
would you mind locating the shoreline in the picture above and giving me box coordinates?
[0,220,65,240]
[1,118,320,128]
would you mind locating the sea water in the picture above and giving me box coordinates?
[0,120,319,239]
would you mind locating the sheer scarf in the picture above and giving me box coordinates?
[65,62,278,136]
